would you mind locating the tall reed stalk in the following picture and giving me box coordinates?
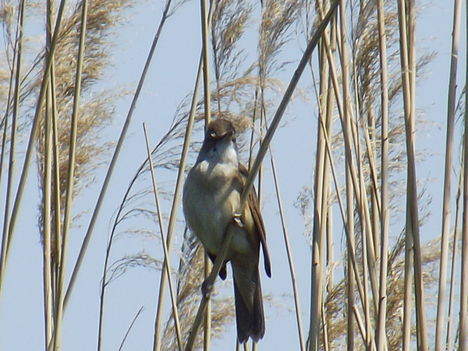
[435,0,462,350]
[459,3,468,348]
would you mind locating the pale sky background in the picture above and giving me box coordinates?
[0,0,465,350]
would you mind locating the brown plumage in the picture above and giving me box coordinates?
[183,118,271,343]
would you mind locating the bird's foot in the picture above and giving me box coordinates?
[201,279,213,298]
[232,213,244,228]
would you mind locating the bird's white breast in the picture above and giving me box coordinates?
[183,142,250,256]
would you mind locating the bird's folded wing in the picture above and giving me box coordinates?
[239,163,271,277]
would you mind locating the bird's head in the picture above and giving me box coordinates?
[198,118,239,164]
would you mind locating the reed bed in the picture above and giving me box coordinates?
[0,0,466,350]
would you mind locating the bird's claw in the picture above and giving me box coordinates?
[233,213,244,228]
[201,280,213,298]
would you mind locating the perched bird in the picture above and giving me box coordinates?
[183,118,271,343]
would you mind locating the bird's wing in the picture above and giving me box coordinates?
[238,163,271,277]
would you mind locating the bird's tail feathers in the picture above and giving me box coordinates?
[233,266,265,343]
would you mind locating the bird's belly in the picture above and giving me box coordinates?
[183,172,250,257]
[194,192,232,253]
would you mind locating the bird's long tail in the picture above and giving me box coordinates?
[232,264,265,343]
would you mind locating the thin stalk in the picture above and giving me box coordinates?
[118,306,144,351]
[200,0,211,127]
[248,90,259,170]
[346,134,355,351]
[324,62,335,299]
[0,1,22,184]
[400,16,413,347]
[447,167,463,351]
[54,0,88,349]
[397,0,429,349]
[351,73,380,327]
[367,109,380,263]
[200,1,212,348]
[45,55,63,351]
[339,2,375,346]
[269,150,306,351]
[354,94,381,313]
[360,122,382,219]
[321,302,329,351]
[203,253,211,351]
[435,0,462,350]
[256,0,267,207]
[209,0,222,117]
[153,53,203,351]
[376,0,390,349]
[45,0,60,306]
[317,98,368,336]
[352,124,380,316]
[97,222,115,347]
[257,102,265,205]
[402,211,413,351]
[0,0,67,291]
[0,0,25,291]
[338,0,359,348]
[360,190,371,350]
[143,125,183,351]
[308,5,330,348]
[458,3,468,347]
[320,38,336,351]
[399,6,414,347]
[64,0,173,307]
[349,24,382,273]
[353,102,375,349]
[49,53,61,307]
[346,196,355,351]
[308,44,326,351]
[43,1,58,348]
[0,54,16,184]
[43,82,54,350]
[354,98,374,350]
[353,305,368,344]
[409,2,428,349]
[185,4,340,350]
[249,83,264,351]
[44,7,64,345]
[318,11,342,348]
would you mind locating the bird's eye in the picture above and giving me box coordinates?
[232,137,237,143]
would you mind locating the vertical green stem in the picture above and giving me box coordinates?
[435,0,462,350]
[375,0,390,349]
[458,2,468,348]
[143,125,183,351]
[0,0,25,292]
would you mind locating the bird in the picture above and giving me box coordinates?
[183,118,271,343]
